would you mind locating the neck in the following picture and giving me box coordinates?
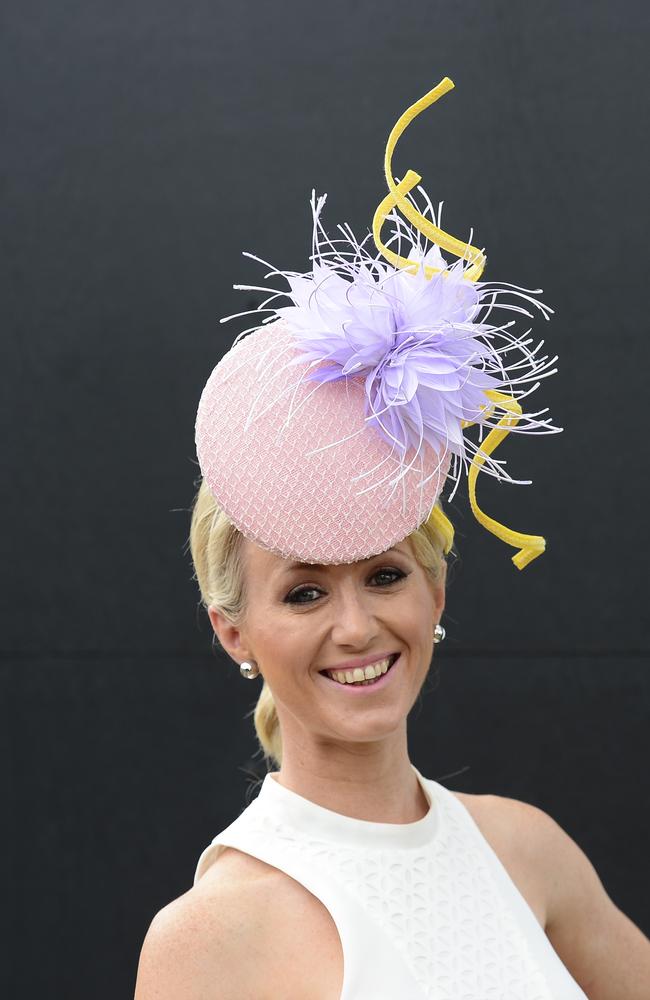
[272,731,429,825]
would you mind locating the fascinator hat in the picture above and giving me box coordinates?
[195,77,561,569]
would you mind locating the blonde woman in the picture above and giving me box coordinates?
[135,80,650,998]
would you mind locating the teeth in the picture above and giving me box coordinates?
[326,656,394,684]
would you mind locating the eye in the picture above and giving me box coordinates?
[283,566,407,605]
[371,567,407,587]
[284,585,323,605]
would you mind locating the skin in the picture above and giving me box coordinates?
[209,534,445,824]
[134,534,650,999]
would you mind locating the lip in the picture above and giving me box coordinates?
[318,653,401,694]
[319,650,399,673]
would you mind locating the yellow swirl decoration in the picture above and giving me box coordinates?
[372,77,486,281]
[462,391,546,570]
[377,78,546,568]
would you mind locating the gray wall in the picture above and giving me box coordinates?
[2,1,648,996]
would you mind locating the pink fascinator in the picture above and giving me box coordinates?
[195,77,562,568]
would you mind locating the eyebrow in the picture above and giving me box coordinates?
[278,547,407,575]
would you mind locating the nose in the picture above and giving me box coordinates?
[330,588,380,649]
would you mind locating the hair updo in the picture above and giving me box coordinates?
[188,477,454,769]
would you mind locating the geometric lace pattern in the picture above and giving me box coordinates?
[243,791,555,1000]
[195,321,450,565]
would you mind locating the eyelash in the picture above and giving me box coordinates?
[284,567,408,605]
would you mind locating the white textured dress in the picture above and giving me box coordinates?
[194,764,588,999]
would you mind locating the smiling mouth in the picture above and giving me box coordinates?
[319,652,400,685]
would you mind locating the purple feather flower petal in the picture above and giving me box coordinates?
[226,189,561,500]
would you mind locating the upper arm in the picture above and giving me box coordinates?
[511,798,650,1000]
[133,887,256,1000]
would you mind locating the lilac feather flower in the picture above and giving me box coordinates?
[223,187,562,502]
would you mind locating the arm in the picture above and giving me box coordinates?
[521,800,650,1000]
[133,888,257,1000]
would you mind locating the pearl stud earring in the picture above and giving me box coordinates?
[239,660,260,679]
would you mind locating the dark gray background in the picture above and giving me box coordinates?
[2,1,648,996]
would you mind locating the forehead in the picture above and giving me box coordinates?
[242,537,414,579]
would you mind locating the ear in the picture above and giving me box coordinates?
[208,605,251,665]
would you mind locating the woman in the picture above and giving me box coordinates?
[135,79,650,998]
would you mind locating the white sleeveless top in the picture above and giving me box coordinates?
[194,764,588,999]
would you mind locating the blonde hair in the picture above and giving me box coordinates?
[188,477,454,769]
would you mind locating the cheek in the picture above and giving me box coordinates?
[395,589,435,648]
[254,614,317,675]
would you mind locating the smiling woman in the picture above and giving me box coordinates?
[134,78,650,1000]
[188,477,449,770]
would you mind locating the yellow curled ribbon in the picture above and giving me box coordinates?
[372,77,486,281]
[374,77,546,569]
[462,391,546,570]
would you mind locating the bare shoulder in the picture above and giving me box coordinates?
[450,788,549,856]
[447,789,550,930]
[451,786,538,825]
[194,843,278,890]
[450,789,545,866]
[196,848,343,999]
[134,848,343,1000]
[449,789,650,998]
[133,850,277,1000]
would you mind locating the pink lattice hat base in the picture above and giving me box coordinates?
[195,321,451,564]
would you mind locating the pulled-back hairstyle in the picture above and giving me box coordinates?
[188,477,454,768]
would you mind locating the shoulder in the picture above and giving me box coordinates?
[449,786,600,923]
[447,789,550,929]
[450,789,650,997]
[134,852,278,1000]
[450,788,556,882]
[450,788,544,847]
